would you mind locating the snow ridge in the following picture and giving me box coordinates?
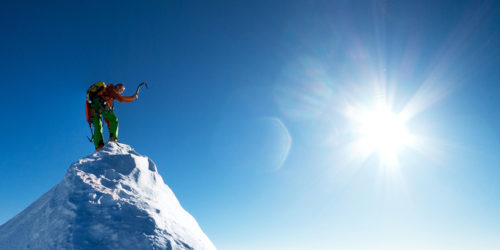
[0,142,216,250]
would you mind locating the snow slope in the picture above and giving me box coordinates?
[0,142,216,250]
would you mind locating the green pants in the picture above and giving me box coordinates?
[92,108,119,149]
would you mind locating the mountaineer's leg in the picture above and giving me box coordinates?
[92,115,104,150]
[103,109,119,140]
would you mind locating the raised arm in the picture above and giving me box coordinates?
[110,88,137,103]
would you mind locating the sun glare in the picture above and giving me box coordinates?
[348,103,414,167]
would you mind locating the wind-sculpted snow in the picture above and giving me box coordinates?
[0,142,216,250]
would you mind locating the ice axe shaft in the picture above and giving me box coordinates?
[87,123,94,142]
[135,82,148,96]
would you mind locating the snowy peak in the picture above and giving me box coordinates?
[0,142,216,250]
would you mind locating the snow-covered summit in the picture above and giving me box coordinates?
[0,142,216,250]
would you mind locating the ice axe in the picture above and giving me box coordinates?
[135,82,148,98]
[87,122,94,142]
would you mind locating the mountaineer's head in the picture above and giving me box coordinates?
[115,83,125,94]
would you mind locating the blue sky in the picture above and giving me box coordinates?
[1,0,500,249]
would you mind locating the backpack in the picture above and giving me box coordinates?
[86,81,107,104]
[85,81,107,124]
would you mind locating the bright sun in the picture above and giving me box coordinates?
[348,103,414,167]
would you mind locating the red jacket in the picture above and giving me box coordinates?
[86,84,136,124]
[99,84,136,108]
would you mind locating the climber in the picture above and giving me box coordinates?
[85,82,140,150]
